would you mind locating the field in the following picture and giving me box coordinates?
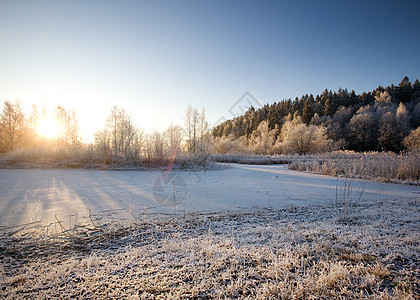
[0,163,419,298]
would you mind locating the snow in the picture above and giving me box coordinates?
[0,163,419,234]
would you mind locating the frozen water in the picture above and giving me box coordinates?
[0,163,418,231]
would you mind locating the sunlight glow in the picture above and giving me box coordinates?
[37,118,61,139]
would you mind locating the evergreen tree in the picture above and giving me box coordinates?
[302,95,315,124]
[324,98,333,116]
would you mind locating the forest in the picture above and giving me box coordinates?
[212,76,420,154]
[0,76,419,168]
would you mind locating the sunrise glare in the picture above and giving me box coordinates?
[36,118,60,139]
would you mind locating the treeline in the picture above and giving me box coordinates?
[212,76,420,154]
[93,104,211,166]
[0,102,211,167]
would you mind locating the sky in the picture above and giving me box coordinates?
[1,0,419,142]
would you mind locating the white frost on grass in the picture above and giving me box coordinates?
[0,196,419,299]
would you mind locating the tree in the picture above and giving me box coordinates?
[184,104,200,153]
[101,106,140,162]
[144,131,166,165]
[375,91,391,105]
[184,105,209,154]
[325,106,352,149]
[164,125,183,159]
[378,111,399,151]
[396,102,411,139]
[213,134,248,154]
[249,120,278,154]
[94,129,112,164]
[411,102,420,128]
[0,101,25,152]
[198,108,210,153]
[349,107,377,151]
[279,119,330,155]
[302,95,314,124]
[399,76,411,88]
[29,104,39,130]
[324,98,333,116]
[54,106,80,145]
[403,127,420,150]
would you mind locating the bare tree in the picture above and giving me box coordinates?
[94,129,112,164]
[184,104,210,154]
[0,101,25,152]
[144,131,166,165]
[165,125,183,158]
[100,106,141,163]
[184,104,200,153]
[29,104,39,130]
[52,106,80,145]
[198,108,210,153]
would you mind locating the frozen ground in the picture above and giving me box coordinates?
[0,164,419,298]
[0,163,419,234]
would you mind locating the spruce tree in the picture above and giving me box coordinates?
[302,96,314,124]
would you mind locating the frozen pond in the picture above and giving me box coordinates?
[1,164,419,232]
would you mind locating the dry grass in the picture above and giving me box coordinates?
[212,151,420,185]
[0,148,214,170]
[212,154,290,165]
[1,196,419,299]
[288,151,420,185]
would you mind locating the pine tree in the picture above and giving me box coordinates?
[324,98,333,116]
[302,95,314,124]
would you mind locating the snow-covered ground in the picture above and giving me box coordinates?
[0,164,419,234]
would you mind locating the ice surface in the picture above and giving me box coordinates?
[0,164,419,232]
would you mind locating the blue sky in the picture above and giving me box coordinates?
[1,0,419,141]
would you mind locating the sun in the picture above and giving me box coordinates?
[37,118,61,139]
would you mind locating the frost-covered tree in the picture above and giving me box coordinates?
[375,91,391,105]
[213,134,248,154]
[277,116,330,155]
[54,106,79,145]
[0,101,25,152]
[349,107,377,151]
[164,125,183,159]
[144,131,166,165]
[378,111,399,151]
[97,106,141,162]
[396,102,411,140]
[184,104,200,153]
[403,127,420,150]
[94,129,112,164]
[184,105,210,154]
[249,120,278,154]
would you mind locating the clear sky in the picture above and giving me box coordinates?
[1,0,419,142]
